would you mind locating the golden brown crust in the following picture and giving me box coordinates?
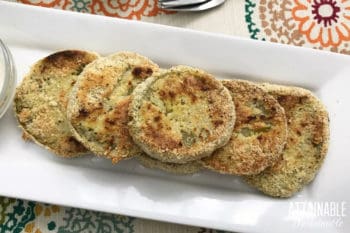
[14,50,99,157]
[201,80,288,175]
[129,66,236,163]
[67,52,159,163]
[137,153,203,175]
[244,83,330,197]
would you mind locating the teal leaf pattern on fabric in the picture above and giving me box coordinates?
[70,0,90,13]
[58,208,135,233]
[48,220,56,231]
[0,197,14,225]
[245,0,261,40]
[0,198,35,233]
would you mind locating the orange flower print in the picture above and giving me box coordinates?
[19,0,70,8]
[90,0,173,20]
[24,222,44,233]
[22,204,60,233]
[34,204,60,217]
[18,0,173,20]
[292,0,350,47]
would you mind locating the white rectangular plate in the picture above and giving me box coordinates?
[0,2,349,233]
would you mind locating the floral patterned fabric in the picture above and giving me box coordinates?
[1,0,350,232]
[245,0,350,53]
[16,0,173,19]
[0,197,225,233]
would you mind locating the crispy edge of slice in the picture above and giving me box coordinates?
[201,79,288,175]
[243,83,330,198]
[14,50,99,157]
[128,65,236,164]
[137,153,203,175]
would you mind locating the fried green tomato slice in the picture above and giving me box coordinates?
[15,50,99,157]
[201,80,288,175]
[67,52,159,163]
[244,84,330,197]
[129,65,236,164]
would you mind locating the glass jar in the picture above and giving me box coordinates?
[0,39,16,119]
